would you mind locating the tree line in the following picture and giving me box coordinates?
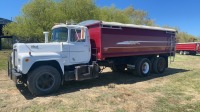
[163,26,199,43]
[2,0,198,43]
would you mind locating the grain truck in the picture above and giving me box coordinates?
[176,42,200,55]
[8,20,176,96]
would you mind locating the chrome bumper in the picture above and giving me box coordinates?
[8,56,21,84]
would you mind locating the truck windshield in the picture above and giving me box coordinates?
[51,27,68,42]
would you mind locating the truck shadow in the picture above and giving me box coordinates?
[17,67,189,100]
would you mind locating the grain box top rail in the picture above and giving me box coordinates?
[79,20,177,32]
[177,42,200,44]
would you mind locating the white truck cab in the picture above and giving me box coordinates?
[8,23,99,96]
[51,24,91,65]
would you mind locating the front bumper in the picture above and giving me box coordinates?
[8,57,22,84]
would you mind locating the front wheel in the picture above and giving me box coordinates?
[27,65,61,96]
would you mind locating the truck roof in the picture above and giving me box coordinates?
[79,20,177,32]
[52,23,86,29]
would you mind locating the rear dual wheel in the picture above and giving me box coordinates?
[179,51,183,55]
[183,51,188,55]
[135,58,151,77]
[111,57,166,76]
[180,51,189,55]
[134,57,166,76]
[152,57,166,74]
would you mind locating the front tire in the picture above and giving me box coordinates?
[27,65,61,96]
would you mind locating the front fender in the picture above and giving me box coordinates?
[19,52,64,75]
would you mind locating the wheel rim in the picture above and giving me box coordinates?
[142,62,150,74]
[36,72,55,91]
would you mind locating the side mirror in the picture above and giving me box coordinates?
[43,32,49,43]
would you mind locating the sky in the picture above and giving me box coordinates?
[0,0,200,37]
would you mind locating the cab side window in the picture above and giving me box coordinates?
[70,29,85,42]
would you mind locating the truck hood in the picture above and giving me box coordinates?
[13,43,63,53]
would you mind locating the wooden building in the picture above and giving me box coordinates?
[0,18,12,50]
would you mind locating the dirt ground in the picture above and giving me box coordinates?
[0,54,200,112]
[0,68,166,112]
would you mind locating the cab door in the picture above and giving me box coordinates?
[69,28,91,64]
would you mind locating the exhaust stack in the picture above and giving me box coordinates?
[43,32,49,43]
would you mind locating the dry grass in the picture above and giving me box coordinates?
[0,50,11,70]
[0,51,200,112]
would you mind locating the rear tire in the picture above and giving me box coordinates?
[136,58,151,77]
[27,65,61,96]
[153,57,166,74]
[179,51,183,55]
[183,51,187,55]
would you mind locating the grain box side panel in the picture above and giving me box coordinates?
[176,43,197,51]
[101,27,174,58]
